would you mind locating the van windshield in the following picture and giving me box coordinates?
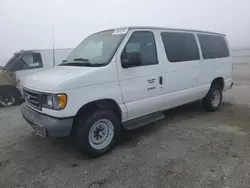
[63,30,125,67]
[3,54,21,70]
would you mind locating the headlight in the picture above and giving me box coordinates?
[47,95,53,107]
[43,94,67,110]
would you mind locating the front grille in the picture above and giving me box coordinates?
[23,88,41,110]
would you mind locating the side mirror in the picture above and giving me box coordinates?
[122,51,142,68]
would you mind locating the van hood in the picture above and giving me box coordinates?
[23,64,117,92]
[23,66,95,91]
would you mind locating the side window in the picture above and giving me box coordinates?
[197,34,229,59]
[126,43,140,53]
[21,53,43,70]
[161,32,200,63]
[121,31,158,67]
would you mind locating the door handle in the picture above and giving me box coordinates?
[159,76,163,85]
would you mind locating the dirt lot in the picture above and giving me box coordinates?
[1,64,250,188]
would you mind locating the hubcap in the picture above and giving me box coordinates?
[0,94,15,107]
[88,119,114,150]
[211,89,221,107]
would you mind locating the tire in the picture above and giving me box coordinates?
[0,88,21,107]
[202,84,222,112]
[75,109,121,157]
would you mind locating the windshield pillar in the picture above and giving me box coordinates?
[3,54,21,71]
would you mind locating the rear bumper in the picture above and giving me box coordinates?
[230,82,233,89]
[224,79,233,91]
[21,103,73,137]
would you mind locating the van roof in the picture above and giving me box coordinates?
[110,26,225,36]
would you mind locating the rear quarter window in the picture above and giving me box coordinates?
[197,34,229,59]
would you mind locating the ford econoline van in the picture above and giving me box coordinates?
[21,27,233,157]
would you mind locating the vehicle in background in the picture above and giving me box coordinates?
[0,48,73,107]
[21,27,233,157]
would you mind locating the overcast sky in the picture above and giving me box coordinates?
[1,0,250,62]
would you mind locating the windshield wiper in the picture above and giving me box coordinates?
[73,58,90,62]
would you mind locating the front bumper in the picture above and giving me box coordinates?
[21,103,73,137]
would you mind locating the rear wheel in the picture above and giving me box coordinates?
[202,84,222,111]
[75,109,121,157]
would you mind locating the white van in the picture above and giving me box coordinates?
[21,27,233,157]
[0,48,73,107]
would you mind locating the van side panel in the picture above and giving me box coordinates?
[156,30,205,108]
[199,58,232,87]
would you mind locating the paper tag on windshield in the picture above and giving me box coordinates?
[113,28,128,35]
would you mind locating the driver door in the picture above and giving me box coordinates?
[117,30,163,120]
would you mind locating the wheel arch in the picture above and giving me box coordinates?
[211,77,224,90]
[72,98,122,132]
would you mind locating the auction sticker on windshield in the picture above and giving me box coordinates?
[113,28,128,35]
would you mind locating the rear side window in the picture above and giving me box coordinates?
[161,32,200,63]
[197,34,229,59]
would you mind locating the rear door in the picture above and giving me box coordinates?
[15,52,43,94]
[116,30,163,120]
[159,31,202,107]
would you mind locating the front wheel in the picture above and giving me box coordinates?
[75,109,121,157]
[0,91,20,107]
[202,84,222,112]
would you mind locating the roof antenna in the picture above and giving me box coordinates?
[52,26,55,66]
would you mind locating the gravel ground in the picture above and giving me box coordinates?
[1,64,250,188]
